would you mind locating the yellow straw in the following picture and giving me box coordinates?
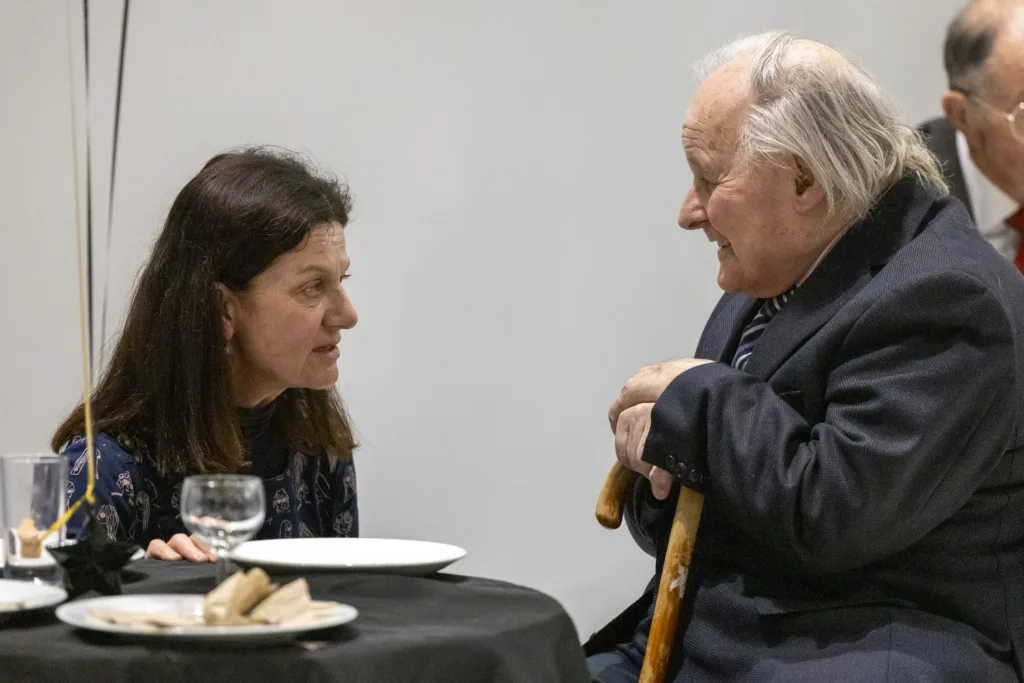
[41,0,97,542]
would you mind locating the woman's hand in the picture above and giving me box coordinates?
[145,533,217,562]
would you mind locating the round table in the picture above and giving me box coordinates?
[0,560,590,683]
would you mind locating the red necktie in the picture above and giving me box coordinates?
[1009,208,1024,274]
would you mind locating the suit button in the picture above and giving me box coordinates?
[668,455,687,478]
[684,468,708,492]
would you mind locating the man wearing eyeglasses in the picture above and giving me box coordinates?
[921,0,1024,272]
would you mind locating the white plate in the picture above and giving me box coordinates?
[0,579,68,616]
[229,538,467,575]
[56,594,358,644]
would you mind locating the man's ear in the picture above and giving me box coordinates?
[791,155,825,214]
[942,90,970,133]
[215,282,237,345]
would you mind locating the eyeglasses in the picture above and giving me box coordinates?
[952,87,1024,142]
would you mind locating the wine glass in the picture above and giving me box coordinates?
[180,475,265,583]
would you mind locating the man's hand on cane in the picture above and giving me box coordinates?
[609,358,713,501]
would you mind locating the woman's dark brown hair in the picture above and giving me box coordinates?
[52,147,357,475]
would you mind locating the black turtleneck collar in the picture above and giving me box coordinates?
[237,399,288,479]
[238,399,277,444]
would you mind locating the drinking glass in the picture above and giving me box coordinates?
[1,454,67,584]
[180,474,265,583]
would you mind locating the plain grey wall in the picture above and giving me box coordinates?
[1,0,965,636]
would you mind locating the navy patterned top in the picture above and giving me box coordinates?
[62,401,358,545]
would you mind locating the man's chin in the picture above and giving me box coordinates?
[717,269,743,294]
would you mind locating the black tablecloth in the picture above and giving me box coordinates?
[0,561,590,683]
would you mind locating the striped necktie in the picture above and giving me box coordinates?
[731,287,797,371]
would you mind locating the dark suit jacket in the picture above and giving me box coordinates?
[600,176,1024,682]
[920,116,973,219]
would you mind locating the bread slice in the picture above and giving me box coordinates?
[249,578,311,625]
[203,568,276,626]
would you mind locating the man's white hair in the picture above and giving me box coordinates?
[696,32,948,222]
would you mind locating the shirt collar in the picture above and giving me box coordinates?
[796,223,850,287]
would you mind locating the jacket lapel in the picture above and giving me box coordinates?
[742,247,871,381]
[695,294,759,363]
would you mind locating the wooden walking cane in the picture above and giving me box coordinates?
[596,462,705,683]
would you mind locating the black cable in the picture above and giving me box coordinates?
[97,0,130,370]
[82,0,93,373]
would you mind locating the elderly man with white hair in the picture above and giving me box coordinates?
[587,32,1024,683]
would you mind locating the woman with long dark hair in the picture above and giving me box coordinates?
[54,147,359,561]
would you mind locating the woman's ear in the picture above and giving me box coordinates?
[215,282,237,345]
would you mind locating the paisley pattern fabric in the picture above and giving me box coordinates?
[63,432,358,544]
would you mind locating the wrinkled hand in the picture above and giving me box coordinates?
[608,358,713,430]
[145,533,217,562]
[613,403,674,500]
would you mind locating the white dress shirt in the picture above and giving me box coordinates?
[956,131,1020,262]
